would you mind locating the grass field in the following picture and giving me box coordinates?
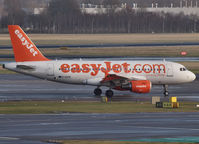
[0,101,198,114]
[47,140,199,144]
[1,33,199,57]
[1,46,199,57]
[1,33,199,45]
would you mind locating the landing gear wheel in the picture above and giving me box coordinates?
[105,90,114,98]
[164,91,169,97]
[163,84,169,97]
[94,88,102,96]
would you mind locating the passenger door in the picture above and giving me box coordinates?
[166,63,173,77]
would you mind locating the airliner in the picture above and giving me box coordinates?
[3,25,196,98]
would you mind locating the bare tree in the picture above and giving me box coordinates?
[3,0,26,25]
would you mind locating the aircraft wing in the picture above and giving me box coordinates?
[101,73,146,82]
[100,73,146,87]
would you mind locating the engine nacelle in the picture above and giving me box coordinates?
[121,80,152,93]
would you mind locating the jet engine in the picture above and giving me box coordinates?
[121,80,152,93]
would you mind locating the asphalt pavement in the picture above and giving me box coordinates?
[1,113,199,144]
[0,74,198,101]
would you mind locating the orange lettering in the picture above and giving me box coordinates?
[71,64,81,73]
[134,64,142,73]
[112,64,121,73]
[153,64,166,73]
[143,64,152,73]
[60,64,70,73]
[101,62,111,76]
[90,64,101,76]
[122,62,131,73]
[82,64,90,73]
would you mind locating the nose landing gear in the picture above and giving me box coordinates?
[163,84,169,97]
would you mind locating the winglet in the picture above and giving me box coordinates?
[8,25,49,62]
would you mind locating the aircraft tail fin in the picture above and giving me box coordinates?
[8,25,49,62]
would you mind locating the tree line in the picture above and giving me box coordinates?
[0,0,199,33]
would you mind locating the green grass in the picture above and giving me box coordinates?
[47,140,199,144]
[2,46,199,57]
[0,101,199,114]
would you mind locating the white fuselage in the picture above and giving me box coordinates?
[4,60,196,86]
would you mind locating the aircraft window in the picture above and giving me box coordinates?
[180,68,186,71]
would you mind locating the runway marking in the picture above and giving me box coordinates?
[0,137,19,140]
[135,126,199,131]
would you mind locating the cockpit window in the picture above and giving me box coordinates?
[180,67,186,71]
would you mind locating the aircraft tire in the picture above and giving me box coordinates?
[94,88,102,96]
[164,91,169,97]
[105,90,114,98]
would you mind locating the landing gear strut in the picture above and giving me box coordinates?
[94,88,102,96]
[163,84,169,97]
[105,89,114,98]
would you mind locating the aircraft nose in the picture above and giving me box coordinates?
[187,71,196,82]
[191,72,196,81]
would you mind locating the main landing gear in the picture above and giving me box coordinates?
[105,89,114,98]
[94,88,114,98]
[94,88,102,96]
[163,84,169,97]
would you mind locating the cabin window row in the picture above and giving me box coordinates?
[59,68,165,71]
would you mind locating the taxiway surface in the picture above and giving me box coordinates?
[1,113,199,144]
[0,74,198,101]
[0,74,199,144]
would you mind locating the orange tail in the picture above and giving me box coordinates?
[8,25,49,62]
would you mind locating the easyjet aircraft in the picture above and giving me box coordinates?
[3,25,196,98]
